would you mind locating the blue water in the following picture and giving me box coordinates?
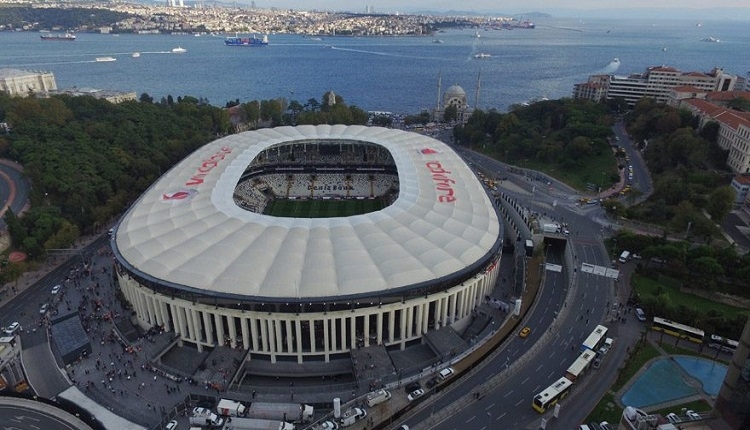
[674,356,727,397]
[621,356,728,408]
[1,18,749,112]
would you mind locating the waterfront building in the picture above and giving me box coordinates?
[0,68,57,97]
[112,125,503,368]
[54,88,138,104]
[431,74,475,123]
[573,66,739,106]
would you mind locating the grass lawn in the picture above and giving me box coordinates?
[647,399,712,416]
[632,274,750,320]
[487,150,619,192]
[265,198,385,218]
[585,392,621,425]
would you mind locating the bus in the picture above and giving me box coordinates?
[651,317,704,344]
[581,325,608,353]
[565,349,596,383]
[532,377,573,413]
[707,334,739,353]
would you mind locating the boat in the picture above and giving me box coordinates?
[433,39,444,44]
[473,31,481,38]
[224,34,269,47]
[612,57,620,64]
[132,52,141,58]
[701,36,720,43]
[310,37,322,41]
[95,57,116,62]
[474,53,491,59]
[40,33,76,41]
[172,47,187,53]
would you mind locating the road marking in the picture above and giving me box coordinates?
[521,377,529,384]
[503,390,514,398]
[466,416,475,423]
[515,398,525,406]
[485,403,496,411]
[535,364,543,371]
[498,412,507,420]
[548,370,556,378]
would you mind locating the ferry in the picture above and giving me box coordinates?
[95,57,116,62]
[41,33,76,41]
[474,52,491,59]
[224,34,269,47]
[172,47,187,53]
[132,52,141,58]
[613,57,620,64]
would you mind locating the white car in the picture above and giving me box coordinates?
[39,303,50,315]
[3,321,20,335]
[320,421,339,430]
[666,413,681,424]
[407,388,425,402]
[51,284,62,295]
[686,410,701,420]
[166,420,178,430]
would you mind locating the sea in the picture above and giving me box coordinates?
[1,17,749,114]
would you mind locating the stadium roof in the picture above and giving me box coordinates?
[114,125,500,301]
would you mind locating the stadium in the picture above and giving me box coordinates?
[112,125,503,365]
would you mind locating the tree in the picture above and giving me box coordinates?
[443,104,458,123]
[706,185,735,222]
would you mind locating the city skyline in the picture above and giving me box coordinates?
[253,0,750,19]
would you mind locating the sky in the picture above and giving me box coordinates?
[257,0,750,19]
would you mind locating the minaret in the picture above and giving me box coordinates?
[474,68,482,110]
[436,71,442,112]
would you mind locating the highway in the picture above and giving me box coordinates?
[398,132,629,430]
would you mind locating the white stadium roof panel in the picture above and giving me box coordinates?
[115,125,500,300]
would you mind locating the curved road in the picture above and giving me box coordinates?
[0,159,31,228]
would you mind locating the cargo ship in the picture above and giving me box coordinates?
[224,34,268,46]
[40,33,76,41]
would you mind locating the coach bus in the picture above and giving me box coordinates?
[532,377,573,413]
[565,349,597,383]
[581,325,608,353]
[708,334,739,353]
[651,317,704,344]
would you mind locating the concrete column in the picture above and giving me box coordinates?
[295,320,303,361]
[421,302,429,334]
[190,309,201,341]
[214,314,225,347]
[364,315,371,347]
[331,317,338,352]
[388,310,395,343]
[406,306,414,339]
[228,315,237,348]
[450,293,458,324]
[285,320,293,353]
[203,311,215,345]
[349,316,356,351]
[260,318,269,352]
[308,319,316,353]
[249,318,259,351]
[323,317,330,361]
[434,299,442,329]
[415,304,423,336]
[241,317,250,350]
[376,312,383,345]
[399,309,407,349]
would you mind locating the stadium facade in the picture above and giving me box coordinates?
[112,125,503,363]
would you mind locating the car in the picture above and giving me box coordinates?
[599,421,613,430]
[519,327,531,338]
[404,381,420,393]
[397,426,409,430]
[686,410,701,420]
[51,284,62,295]
[635,308,646,322]
[426,378,438,389]
[592,356,602,369]
[3,322,20,335]
[165,420,178,430]
[666,413,681,424]
[438,367,455,380]
[407,388,425,402]
[320,420,339,430]
[39,303,50,315]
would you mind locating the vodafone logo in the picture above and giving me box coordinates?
[161,188,198,204]
[419,148,441,155]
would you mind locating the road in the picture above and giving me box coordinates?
[0,159,31,228]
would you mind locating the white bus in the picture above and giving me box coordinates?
[708,334,739,353]
[565,349,597,383]
[581,325,608,353]
[532,377,573,413]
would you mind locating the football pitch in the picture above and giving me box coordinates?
[265,199,386,218]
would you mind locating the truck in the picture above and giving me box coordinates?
[366,389,391,407]
[247,402,313,423]
[339,407,366,428]
[218,398,247,417]
[191,407,224,428]
[541,223,560,234]
[222,417,295,430]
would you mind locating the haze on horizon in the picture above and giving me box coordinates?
[258,0,750,19]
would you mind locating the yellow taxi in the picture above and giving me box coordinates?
[519,327,531,338]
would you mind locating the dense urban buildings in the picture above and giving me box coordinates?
[112,125,502,365]
[573,65,740,106]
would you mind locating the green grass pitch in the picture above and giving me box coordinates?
[265,199,386,218]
